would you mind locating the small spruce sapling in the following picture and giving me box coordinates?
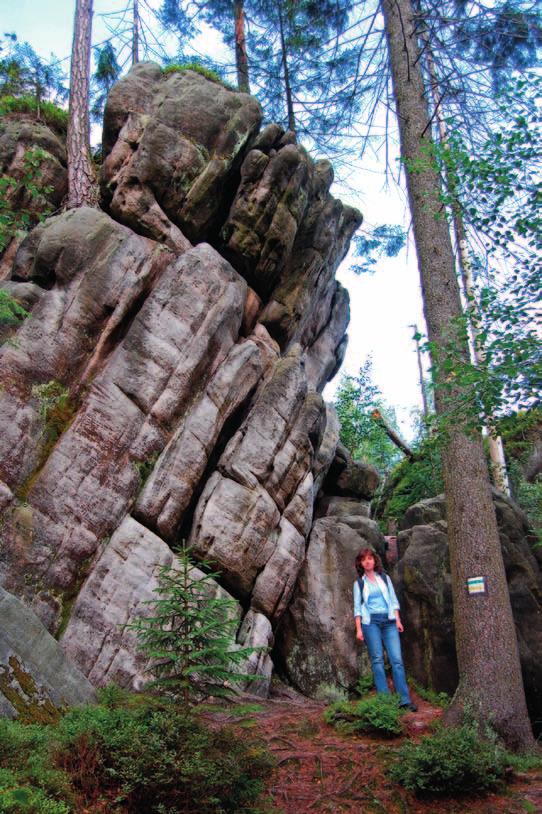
[126,545,264,706]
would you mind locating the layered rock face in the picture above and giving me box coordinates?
[394,493,542,730]
[275,446,384,698]
[0,587,94,720]
[0,65,364,700]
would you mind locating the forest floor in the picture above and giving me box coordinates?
[208,689,542,814]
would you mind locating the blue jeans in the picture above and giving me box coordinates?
[362,613,411,705]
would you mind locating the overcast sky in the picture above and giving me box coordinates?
[3,0,429,440]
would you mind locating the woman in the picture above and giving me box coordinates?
[353,547,417,711]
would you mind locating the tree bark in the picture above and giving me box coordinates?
[381,0,533,749]
[277,2,296,134]
[132,0,140,66]
[233,0,250,93]
[67,0,97,209]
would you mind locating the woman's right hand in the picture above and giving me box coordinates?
[356,630,364,642]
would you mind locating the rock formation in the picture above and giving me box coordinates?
[0,65,368,704]
[0,587,94,720]
[0,116,68,279]
[393,493,542,731]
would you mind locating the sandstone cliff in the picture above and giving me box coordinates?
[0,65,382,704]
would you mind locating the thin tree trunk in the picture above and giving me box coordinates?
[381,0,533,749]
[233,0,250,93]
[277,2,296,133]
[132,0,139,65]
[410,323,429,417]
[67,0,97,209]
[371,409,415,460]
[424,46,510,494]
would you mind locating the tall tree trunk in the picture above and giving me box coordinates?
[424,45,511,495]
[410,323,429,417]
[67,0,96,209]
[132,0,140,65]
[381,0,533,749]
[277,2,296,133]
[233,0,250,93]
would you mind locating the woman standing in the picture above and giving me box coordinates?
[353,547,417,711]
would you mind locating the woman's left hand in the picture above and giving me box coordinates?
[396,619,404,633]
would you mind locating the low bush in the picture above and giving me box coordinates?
[324,694,403,738]
[0,95,68,135]
[354,672,375,697]
[0,691,274,813]
[162,63,234,90]
[388,723,507,796]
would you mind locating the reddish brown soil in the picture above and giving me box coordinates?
[212,692,542,814]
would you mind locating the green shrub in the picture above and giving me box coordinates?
[0,290,28,329]
[388,723,507,796]
[162,62,232,87]
[376,438,443,526]
[55,698,273,812]
[324,694,403,738]
[0,694,273,813]
[0,95,68,135]
[354,672,375,697]
[409,680,450,708]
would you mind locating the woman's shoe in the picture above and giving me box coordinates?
[400,702,418,712]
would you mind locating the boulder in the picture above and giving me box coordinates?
[101,63,262,249]
[0,117,67,265]
[0,587,94,721]
[274,516,386,698]
[394,493,542,729]
[322,442,380,500]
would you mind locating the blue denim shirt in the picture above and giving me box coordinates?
[353,573,400,624]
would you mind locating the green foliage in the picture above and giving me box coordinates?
[0,290,28,328]
[162,61,232,88]
[324,694,404,738]
[0,719,73,813]
[0,95,68,135]
[351,225,407,275]
[126,545,264,705]
[334,358,403,476]
[90,42,120,123]
[133,453,159,487]
[499,408,542,544]
[376,437,443,525]
[0,35,66,110]
[388,723,507,796]
[354,672,375,697]
[31,381,71,424]
[0,694,273,813]
[409,681,450,709]
[0,144,56,253]
[432,76,541,418]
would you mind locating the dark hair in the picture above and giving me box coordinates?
[355,548,384,577]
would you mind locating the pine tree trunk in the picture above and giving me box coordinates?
[381,0,533,749]
[277,3,296,133]
[132,0,140,65]
[67,0,96,209]
[233,0,250,93]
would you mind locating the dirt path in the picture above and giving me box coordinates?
[212,692,542,814]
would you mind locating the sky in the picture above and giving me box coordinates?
[2,1,429,440]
